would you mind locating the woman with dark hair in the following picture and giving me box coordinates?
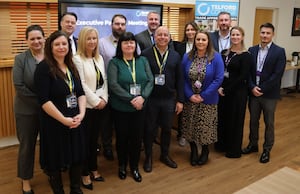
[173,21,198,146]
[107,32,153,182]
[181,30,224,166]
[34,30,86,194]
[13,24,45,194]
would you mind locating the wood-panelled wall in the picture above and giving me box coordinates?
[0,60,16,137]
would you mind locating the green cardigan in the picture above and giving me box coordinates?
[107,56,154,112]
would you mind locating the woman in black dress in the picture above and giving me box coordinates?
[34,30,86,194]
[217,26,252,158]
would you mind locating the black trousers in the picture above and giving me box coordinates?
[82,106,110,175]
[112,109,145,171]
[144,97,175,157]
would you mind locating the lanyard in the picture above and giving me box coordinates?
[123,57,136,84]
[257,47,268,72]
[224,52,237,67]
[153,47,169,74]
[65,68,74,93]
[93,59,104,88]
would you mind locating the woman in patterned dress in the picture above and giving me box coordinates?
[181,30,224,166]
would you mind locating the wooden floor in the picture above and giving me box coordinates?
[1,92,300,194]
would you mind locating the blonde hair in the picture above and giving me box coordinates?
[224,26,247,56]
[77,26,100,60]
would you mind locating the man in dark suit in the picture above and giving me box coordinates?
[210,11,231,52]
[141,26,184,172]
[242,23,286,163]
[60,12,78,55]
[135,11,160,51]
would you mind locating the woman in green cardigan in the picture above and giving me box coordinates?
[107,32,153,183]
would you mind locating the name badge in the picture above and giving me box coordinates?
[66,93,78,108]
[224,71,229,78]
[130,84,141,96]
[155,74,165,85]
[194,80,202,89]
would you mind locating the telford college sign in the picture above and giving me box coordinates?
[195,0,240,31]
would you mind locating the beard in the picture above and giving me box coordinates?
[112,30,125,39]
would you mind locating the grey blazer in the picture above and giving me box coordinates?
[135,30,153,51]
[13,49,40,115]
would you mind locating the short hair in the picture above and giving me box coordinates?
[77,26,100,60]
[25,24,44,40]
[147,11,160,20]
[260,22,275,32]
[217,11,231,19]
[111,14,127,24]
[115,32,138,59]
[60,12,77,22]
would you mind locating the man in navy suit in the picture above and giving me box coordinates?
[242,23,286,163]
[60,12,78,55]
[210,11,232,52]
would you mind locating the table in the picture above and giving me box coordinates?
[285,63,300,93]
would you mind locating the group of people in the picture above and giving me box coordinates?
[13,10,286,194]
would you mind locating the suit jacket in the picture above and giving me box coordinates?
[181,52,224,104]
[210,31,220,52]
[135,30,153,51]
[173,41,187,59]
[248,43,286,99]
[73,54,108,109]
[13,49,40,115]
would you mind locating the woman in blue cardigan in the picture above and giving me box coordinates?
[181,30,224,166]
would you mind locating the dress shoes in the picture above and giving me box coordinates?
[118,167,127,180]
[131,170,142,182]
[241,145,258,154]
[91,174,105,182]
[160,155,177,168]
[143,157,152,173]
[81,180,93,190]
[103,149,114,161]
[23,189,34,194]
[260,150,270,163]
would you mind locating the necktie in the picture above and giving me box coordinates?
[150,33,155,44]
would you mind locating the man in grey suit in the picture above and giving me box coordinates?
[135,11,160,51]
[241,23,286,163]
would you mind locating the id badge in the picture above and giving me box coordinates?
[130,84,141,96]
[155,74,165,85]
[224,71,229,78]
[66,93,78,108]
[194,80,202,89]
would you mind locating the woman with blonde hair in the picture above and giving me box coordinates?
[217,26,252,158]
[73,26,107,190]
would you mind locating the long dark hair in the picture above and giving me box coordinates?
[115,32,139,59]
[44,30,79,80]
[181,21,198,42]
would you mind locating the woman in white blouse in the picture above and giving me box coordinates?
[73,26,108,190]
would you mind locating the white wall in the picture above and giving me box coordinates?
[142,0,300,87]
[239,0,300,87]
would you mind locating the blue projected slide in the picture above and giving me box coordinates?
[62,3,162,38]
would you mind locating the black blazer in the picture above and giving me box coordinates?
[173,41,186,59]
[248,43,286,99]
